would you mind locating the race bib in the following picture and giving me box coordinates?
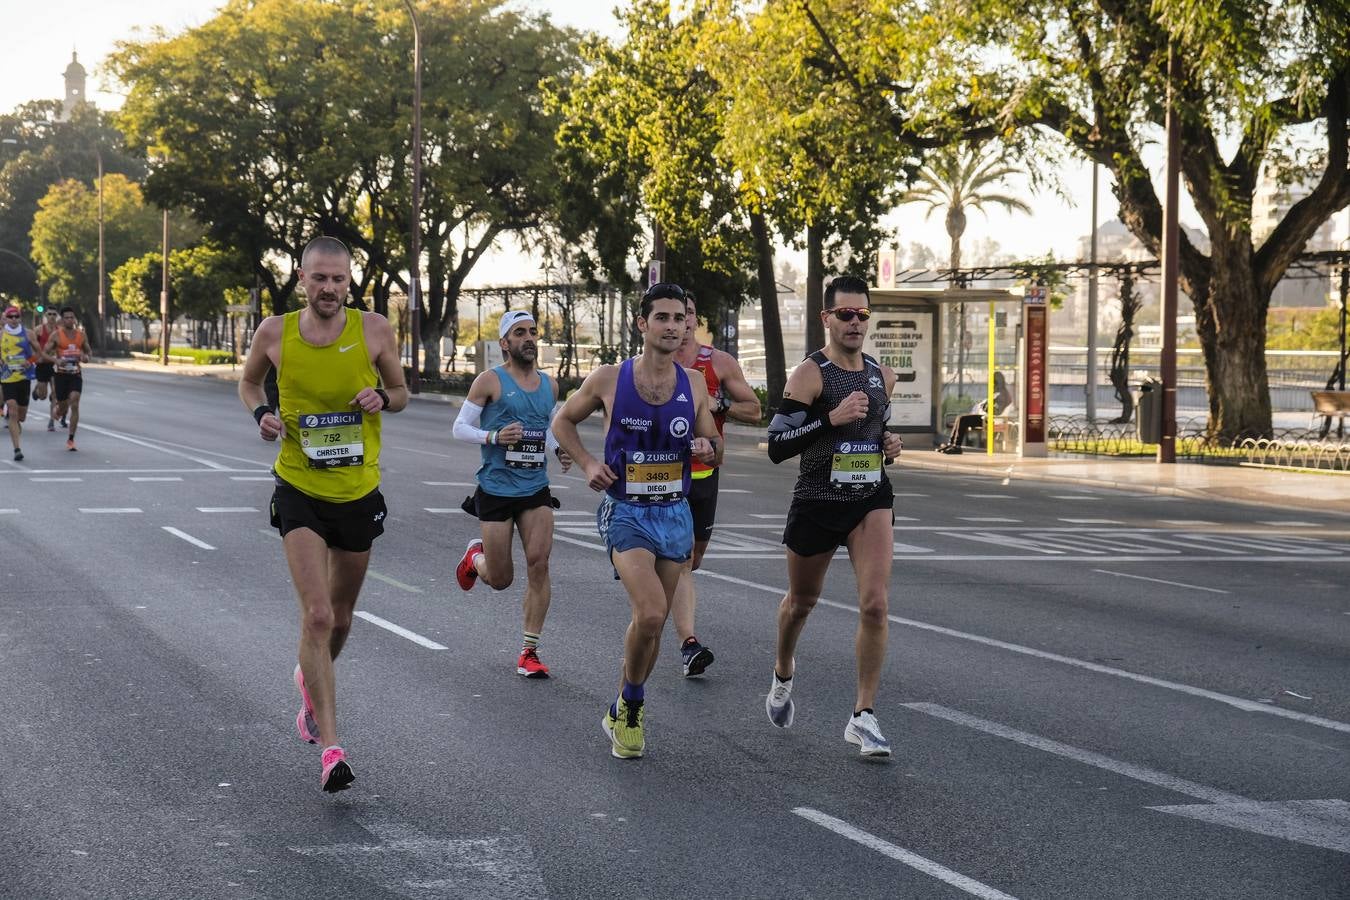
[298,411,365,468]
[58,350,80,373]
[624,449,684,501]
[505,428,547,469]
[830,440,882,488]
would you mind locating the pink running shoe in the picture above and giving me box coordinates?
[293,664,318,745]
[455,539,483,591]
[320,746,354,793]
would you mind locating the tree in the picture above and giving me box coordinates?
[0,103,145,302]
[551,2,778,397]
[28,175,187,313]
[783,0,1350,440]
[903,143,1031,282]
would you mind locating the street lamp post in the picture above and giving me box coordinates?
[96,145,106,347]
[402,0,423,394]
[1157,45,1182,464]
[160,209,170,366]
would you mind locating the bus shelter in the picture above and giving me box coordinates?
[864,287,1044,455]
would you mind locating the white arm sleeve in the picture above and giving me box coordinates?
[545,402,562,455]
[453,400,489,444]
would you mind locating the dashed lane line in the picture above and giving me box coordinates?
[957,517,1021,523]
[78,423,233,470]
[689,568,1350,736]
[31,477,81,482]
[131,476,183,482]
[0,509,16,514]
[80,507,142,514]
[162,526,214,550]
[353,610,445,650]
[196,507,258,513]
[1095,569,1230,595]
[793,808,1019,900]
[230,476,274,481]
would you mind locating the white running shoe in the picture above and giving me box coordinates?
[844,711,891,757]
[765,672,795,728]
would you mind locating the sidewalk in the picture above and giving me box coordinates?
[90,357,1350,516]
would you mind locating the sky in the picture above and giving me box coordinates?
[1,0,1270,289]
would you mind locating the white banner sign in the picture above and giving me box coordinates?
[866,311,932,427]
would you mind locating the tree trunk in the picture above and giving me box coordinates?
[1108,271,1139,424]
[1197,237,1272,441]
[421,331,442,377]
[751,212,786,407]
[805,221,825,354]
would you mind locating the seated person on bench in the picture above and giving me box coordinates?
[937,371,1013,454]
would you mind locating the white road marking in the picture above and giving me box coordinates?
[162,526,214,550]
[720,488,751,493]
[79,423,232,470]
[893,542,934,553]
[554,510,593,516]
[230,476,274,481]
[905,703,1243,803]
[353,610,446,649]
[965,493,1014,499]
[945,531,1064,554]
[749,514,786,519]
[0,508,17,514]
[957,517,1021,523]
[793,808,1019,900]
[424,508,468,514]
[196,507,258,513]
[691,567,1350,735]
[31,477,82,482]
[80,507,143,514]
[1161,519,1213,526]
[1258,521,1318,527]
[1094,569,1230,594]
[894,516,919,522]
[421,481,476,486]
[1051,495,1098,500]
[1059,518,1123,524]
[893,492,929,497]
[908,703,1350,854]
[366,570,423,593]
[130,476,183,482]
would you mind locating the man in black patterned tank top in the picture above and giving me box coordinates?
[763,275,904,757]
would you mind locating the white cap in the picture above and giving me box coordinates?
[499,310,536,338]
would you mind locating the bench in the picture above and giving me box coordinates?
[944,412,1017,451]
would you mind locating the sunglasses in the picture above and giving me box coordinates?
[3,314,19,319]
[829,307,870,322]
[643,282,686,302]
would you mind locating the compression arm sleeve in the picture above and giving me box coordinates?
[452,400,490,444]
[767,398,825,464]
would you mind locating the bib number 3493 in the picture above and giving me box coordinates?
[299,411,365,468]
[830,440,882,488]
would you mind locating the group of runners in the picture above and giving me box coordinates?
[240,237,902,792]
[2,305,87,460]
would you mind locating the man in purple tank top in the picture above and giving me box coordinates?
[553,283,722,759]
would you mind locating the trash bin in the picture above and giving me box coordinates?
[1137,377,1162,444]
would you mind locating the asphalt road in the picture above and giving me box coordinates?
[2,366,1347,900]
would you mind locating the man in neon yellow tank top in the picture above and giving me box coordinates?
[238,236,407,793]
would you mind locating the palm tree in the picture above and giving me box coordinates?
[904,143,1031,284]
[905,142,1030,400]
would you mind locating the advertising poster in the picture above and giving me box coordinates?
[865,310,932,428]
[1024,303,1048,444]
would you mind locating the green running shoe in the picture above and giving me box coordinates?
[601,698,645,759]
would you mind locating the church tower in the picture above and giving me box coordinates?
[61,51,87,121]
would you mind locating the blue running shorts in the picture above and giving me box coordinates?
[596,495,693,563]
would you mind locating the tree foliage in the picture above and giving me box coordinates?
[776,0,1349,438]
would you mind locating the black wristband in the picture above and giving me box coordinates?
[375,388,390,410]
[252,404,272,424]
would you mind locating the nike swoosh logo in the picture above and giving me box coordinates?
[338,343,358,353]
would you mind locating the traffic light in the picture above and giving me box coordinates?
[35,304,44,313]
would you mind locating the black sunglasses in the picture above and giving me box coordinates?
[642,282,686,302]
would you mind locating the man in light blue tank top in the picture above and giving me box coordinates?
[452,310,572,678]
[553,283,723,759]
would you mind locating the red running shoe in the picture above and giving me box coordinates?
[516,647,550,679]
[320,746,354,793]
[455,539,483,591]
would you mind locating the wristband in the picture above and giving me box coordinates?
[488,430,497,446]
[375,388,390,410]
[252,405,272,425]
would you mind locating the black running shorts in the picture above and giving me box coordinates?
[34,362,54,384]
[53,373,82,402]
[687,468,720,544]
[270,480,387,552]
[782,481,895,557]
[460,485,559,522]
[2,380,31,407]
